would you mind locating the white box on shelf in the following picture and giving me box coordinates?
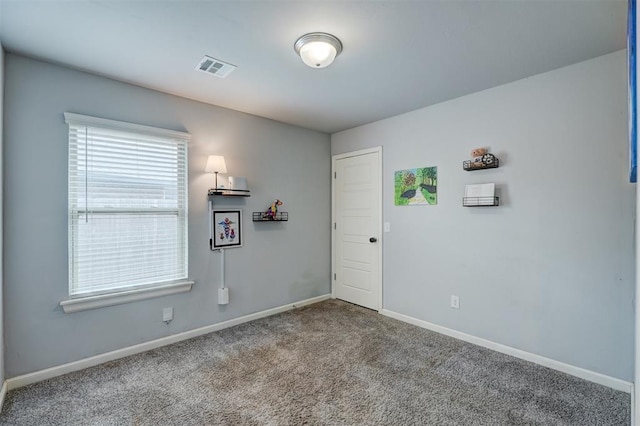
[464,183,495,206]
[228,177,247,191]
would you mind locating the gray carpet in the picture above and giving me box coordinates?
[0,300,630,425]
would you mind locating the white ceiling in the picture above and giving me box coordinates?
[0,0,627,134]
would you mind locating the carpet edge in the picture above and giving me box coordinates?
[5,294,332,391]
[380,309,633,394]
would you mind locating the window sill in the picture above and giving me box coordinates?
[60,281,194,313]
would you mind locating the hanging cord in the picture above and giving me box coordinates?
[208,200,214,250]
[220,248,225,289]
[208,202,226,290]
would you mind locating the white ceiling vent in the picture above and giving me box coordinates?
[195,56,236,78]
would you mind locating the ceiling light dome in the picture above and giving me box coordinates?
[294,32,343,68]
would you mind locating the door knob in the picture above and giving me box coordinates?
[369,237,377,243]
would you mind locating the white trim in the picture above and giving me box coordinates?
[60,281,194,313]
[631,385,635,426]
[331,146,383,312]
[0,381,7,413]
[63,112,191,140]
[9,294,331,390]
[381,309,633,394]
[332,146,383,161]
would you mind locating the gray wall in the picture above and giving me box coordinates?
[3,54,331,377]
[332,51,634,381]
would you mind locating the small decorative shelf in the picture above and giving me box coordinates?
[253,212,289,222]
[463,158,499,171]
[208,188,250,197]
[463,196,499,207]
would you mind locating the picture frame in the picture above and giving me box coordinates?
[394,166,437,206]
[212,209,243,249]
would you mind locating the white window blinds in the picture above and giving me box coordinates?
[65,113,190,297]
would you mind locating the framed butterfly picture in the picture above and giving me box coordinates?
[212,210,242,249]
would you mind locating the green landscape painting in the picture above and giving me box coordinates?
[394,166,437,206]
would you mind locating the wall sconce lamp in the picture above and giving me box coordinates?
[294,32,343,68]
[205,155,227,189]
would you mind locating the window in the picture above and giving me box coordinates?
[65,113,190,301]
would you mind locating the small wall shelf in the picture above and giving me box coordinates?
[253,212,289,222]
[208,188,250,197]
[463,196,499,207]
[463,158,499,171]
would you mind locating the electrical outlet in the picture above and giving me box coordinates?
[384,222,391,233]
[163,307,173,323]
[450,295,460,309]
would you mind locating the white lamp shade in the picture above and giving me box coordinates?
[205,155,227,173]
[300,41,337,68]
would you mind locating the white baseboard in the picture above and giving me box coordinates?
[0,381,7,412]
[381,309,633,394]
[631,386,635,426]
[6,294,331,391]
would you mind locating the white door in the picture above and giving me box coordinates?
[333,148,382,311]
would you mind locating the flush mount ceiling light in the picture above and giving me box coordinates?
[294,32,343,68]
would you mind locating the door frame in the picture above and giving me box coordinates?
[331,146,383,312]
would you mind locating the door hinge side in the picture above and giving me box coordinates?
[334,172,336,179]
[334,273,336,280]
